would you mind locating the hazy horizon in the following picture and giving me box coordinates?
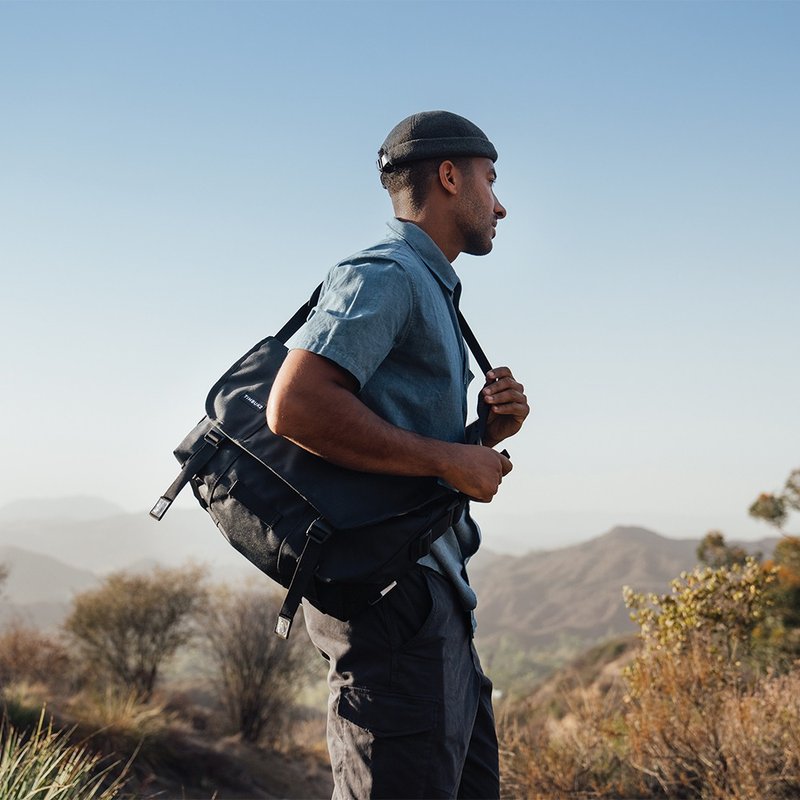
[0,492,784,559]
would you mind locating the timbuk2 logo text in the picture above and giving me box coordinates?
[239,393,266,412]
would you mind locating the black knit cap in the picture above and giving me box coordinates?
[377,110,497,173]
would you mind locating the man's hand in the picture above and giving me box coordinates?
[443,444,513,502]
[480,366,529,448]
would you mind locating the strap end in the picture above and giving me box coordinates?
[150,497,172,521]
[275,614,293,639]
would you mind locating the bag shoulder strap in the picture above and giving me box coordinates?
[456,309,491,376]
[275,283,323,343]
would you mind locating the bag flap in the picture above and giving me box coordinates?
[204,336,455,530]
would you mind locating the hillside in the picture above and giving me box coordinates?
[470,525,775,650]
[0,545,101,628]
[0,498,253,575]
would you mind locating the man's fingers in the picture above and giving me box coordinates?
[490,401,530,418]
[483,378,524,399]
[498,452,513,476]
[486,366,514,381]
[484,388,525,406]
[483,376,522,392]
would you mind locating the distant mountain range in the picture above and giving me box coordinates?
[469,525,776,650]
[0,496,260,627]
[0,496,127,523]
[0,545,101,628]
[0,498,248,574]
[0,498,777,644]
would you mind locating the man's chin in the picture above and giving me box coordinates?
[464,241,493,257]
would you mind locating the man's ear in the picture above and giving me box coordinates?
[437,160,459,197]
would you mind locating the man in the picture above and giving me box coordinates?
[267,111,529,799]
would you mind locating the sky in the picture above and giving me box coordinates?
[1,0,798,553]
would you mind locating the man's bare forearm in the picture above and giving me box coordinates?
[266,349,511,501]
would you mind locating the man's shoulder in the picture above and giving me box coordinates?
[334,232,425,275]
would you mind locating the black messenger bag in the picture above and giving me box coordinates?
[151,284,498,639]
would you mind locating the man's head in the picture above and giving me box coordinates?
[378,110,497,174]
[378,111,506,259]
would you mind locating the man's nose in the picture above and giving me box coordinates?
[495,197,507,219]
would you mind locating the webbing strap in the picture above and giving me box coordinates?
[274,283,323,344]
[457,309,494,445]
[456,309,492,376]
[275,517,334,638]
[149,432,225,520]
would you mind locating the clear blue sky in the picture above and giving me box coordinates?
[1,1,798,551]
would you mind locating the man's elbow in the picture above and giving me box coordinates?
[266,391,291,437]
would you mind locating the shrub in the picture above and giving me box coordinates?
[201,586,318,743]
[64,565,208,700]
[499,686,644,800]
[0,624,72,693]
[497,637,646,799]
[623,559,800,798]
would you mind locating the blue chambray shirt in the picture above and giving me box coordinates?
[289,218,482,615]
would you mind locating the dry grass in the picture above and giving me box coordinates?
[500,688,645,799]
[0,709,129,800]
[499,650,800,800]
[625,646,800,799]
[499,558,800,799]
[498,645,649,800]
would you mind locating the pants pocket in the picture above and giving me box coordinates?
[331,686,439,799]
[379,565,437,650]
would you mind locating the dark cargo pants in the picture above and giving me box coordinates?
[303,565,499,800]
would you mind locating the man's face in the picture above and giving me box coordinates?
[454,157,507,256]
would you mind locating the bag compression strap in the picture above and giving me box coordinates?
[150,428,227,520]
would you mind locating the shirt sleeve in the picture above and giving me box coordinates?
[289,257,414,390]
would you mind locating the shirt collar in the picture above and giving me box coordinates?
[386,218,460,294]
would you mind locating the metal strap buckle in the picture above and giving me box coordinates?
[203,428,224,447]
